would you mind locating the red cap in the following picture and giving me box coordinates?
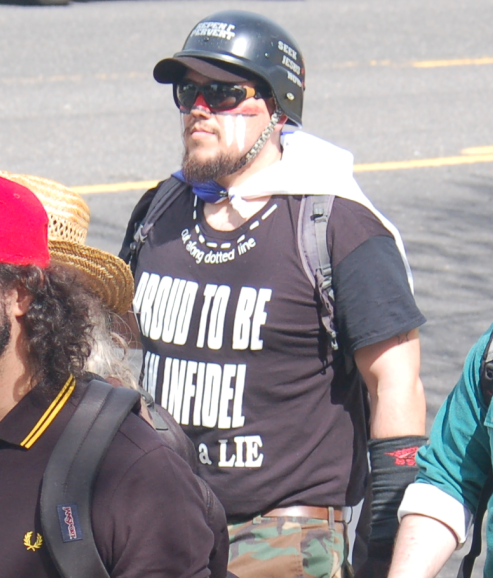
[0,176,50,268]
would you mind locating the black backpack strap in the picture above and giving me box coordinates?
[40,380,140,578]
[480,330,493,406]
[138,386,198,472]
[457,472,493,578]
[119,185,161,264]
[126,176,187,274]
[298,194,338,350]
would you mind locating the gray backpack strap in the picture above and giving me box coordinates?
[298,194,338,350]
[129,176,187,273]
[40,380,140,578]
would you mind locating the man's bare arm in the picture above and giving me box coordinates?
[388,514,458,578]
[354,328,426,438]
[352,328,427,577]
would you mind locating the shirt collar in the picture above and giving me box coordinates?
[0,375,75,449]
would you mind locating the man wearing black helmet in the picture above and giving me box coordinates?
[120,10,427,578]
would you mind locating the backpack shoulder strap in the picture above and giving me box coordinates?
[118,185,161,264]
[40,379,140,578]
[127,176,187,273]
[456,471,493,578]
[298,194,338,350]
[138,386,198,472]
[480,330,493,406]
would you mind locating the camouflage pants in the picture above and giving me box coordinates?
[228,512,352,578]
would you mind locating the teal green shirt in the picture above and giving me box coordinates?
[416,326,493,576]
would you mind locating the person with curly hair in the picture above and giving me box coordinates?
[0,176,225,578]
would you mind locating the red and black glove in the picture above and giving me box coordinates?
[354,436,428,578]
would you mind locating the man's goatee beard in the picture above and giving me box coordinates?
[182,149,247,183]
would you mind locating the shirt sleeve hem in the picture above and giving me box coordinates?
[350,315,426,353]
[398,482,472,547]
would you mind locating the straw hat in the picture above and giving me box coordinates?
[0,171,134,316]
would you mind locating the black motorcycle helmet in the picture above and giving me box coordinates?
[154,10,305,127]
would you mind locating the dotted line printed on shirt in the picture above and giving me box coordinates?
[192,202,279,248]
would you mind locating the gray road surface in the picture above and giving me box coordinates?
[2,1,493,575]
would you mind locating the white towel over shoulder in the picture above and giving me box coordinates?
[228,130,413,291]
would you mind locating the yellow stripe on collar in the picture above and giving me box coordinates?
[20,375,75,449]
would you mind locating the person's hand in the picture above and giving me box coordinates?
[353,541,393,578]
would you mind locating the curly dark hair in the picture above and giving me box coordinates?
[0,263,97,398]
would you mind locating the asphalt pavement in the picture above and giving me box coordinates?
[1,1,493,575]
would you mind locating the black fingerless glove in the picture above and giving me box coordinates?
[368,436,428,541]
[355,436,428,578]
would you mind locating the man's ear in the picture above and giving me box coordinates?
[273,114,288,134]
[11,286,33,318]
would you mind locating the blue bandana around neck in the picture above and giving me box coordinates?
[173,170,227,204]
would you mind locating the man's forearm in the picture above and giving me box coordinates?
[353,330,427,578]
[388,514,458,578]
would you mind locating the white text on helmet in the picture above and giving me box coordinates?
[191,22,236,42]
[286,71,302,88]
[277,41,298,61]
[282,55,301,76]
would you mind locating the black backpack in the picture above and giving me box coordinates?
[119,177,339,350]
[40,378,231,578]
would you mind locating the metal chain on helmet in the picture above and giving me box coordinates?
[228,106,283,174]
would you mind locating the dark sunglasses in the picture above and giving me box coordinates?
[173,81,270,113]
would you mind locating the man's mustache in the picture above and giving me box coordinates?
[184,122,219,138]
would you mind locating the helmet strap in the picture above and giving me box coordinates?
[231,106,283,173]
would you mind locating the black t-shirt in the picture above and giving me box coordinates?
[133,189,425,519]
